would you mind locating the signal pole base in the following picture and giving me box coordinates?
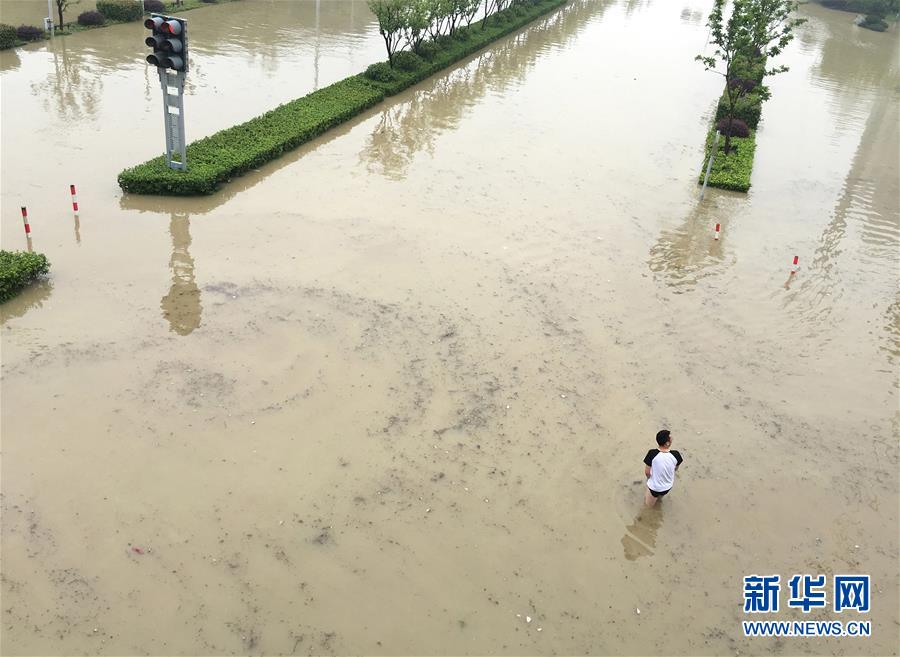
[158,68,187,171]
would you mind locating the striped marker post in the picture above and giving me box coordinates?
[70,184,79,217]
[791,255,799,273]
[21,206,31,238]
[714,223,720,240]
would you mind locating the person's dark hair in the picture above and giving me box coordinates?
[656,430,671,446]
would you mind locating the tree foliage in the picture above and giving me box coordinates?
[368,0,406,66]
[370,0,545,65]
[697,0,804,152]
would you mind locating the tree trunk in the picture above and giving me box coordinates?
[382,32,393,66]
[57,3,64,29]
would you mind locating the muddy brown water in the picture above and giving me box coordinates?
[1,1,898,655]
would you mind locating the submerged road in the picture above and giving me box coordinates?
[1,0,898,654]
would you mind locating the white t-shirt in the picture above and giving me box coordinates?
[644,449,684,492]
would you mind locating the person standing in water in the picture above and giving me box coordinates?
[643,430,683,506]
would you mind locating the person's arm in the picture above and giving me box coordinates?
[673,450,684,470]
[643,450,657,479]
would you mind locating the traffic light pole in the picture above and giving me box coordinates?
[158,69,187,170]
[146,14,188,170]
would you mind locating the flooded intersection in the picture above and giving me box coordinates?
[1,1,898,654]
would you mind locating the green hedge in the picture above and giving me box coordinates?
[715,92,763,129]
[119,0,569,195]
[360,3,567,97]
[96,0,144,22]
[698,129,756,193]
[0,23,19,50]
[820,0,896,14]
[119,77,385,194]
[0,251,50,303]
[860,14,889,30]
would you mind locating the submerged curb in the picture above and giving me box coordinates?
[118,0,570,196]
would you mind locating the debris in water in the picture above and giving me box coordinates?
[636,608,641,614]
[526,616,532,623]
[537,627,543,632]
[131,547,145,554]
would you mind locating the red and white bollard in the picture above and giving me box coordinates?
[21,206,31,238]
[70,184,79,216]
[714,223,721,240]
[790,255,799,273]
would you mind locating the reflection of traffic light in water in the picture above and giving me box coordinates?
[160,212,201,335]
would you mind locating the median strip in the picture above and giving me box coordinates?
[118,0,569,196]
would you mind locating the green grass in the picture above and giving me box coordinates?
[119,0,569,195]
[698,129,756,193]
[0,251,50,303]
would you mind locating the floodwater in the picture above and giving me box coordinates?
[1,0,898,655]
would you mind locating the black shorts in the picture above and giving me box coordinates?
[649,488,670,498]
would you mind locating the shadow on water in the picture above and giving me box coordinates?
[0,46,21,72]
[31,37,104,120]
[620,505,664,561]
[647,190,743,293]
[360,0,612,180]
[679,5,704,26]
[161,212,202,336]
[0,279,54,324]
[778,15,898,355]
[14,0,377,119]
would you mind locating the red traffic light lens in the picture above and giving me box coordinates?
[161,20,182,35]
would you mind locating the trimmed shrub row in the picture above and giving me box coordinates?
[859,14,889,30]
[0,23,20,49]
[119,77,386,194]
[701,52,766,192]
[119,0,568,195]
[820,0,896,13]
[359,6,567,98]
[78,11,106,26]
[96,0,144,22]
[698,129,756,193]
[0,251,50,303]
[16,25,46,41]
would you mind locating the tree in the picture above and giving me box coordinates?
[401,0,430,53]
[696,0,803,153]
[461,0,481,27]
[368,0,406,66]
[55,0,80,28]
[744,0,805,74]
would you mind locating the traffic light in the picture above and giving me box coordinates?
[145,14,188,72]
